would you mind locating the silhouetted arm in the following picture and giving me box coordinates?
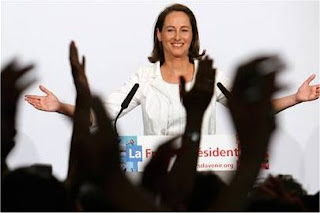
[208,56,283,211]
[161,56,216,211]
[1,60,35,176]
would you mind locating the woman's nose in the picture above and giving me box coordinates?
[174,32,181,40]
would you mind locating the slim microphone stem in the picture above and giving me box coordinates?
[114,108,123,136]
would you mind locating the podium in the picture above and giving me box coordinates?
[118,135,254,172]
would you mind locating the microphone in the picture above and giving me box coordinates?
[114,83,139,135]
[217,82,232,100]
[121,83,139,109]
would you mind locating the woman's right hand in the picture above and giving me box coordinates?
[25,85,61,112]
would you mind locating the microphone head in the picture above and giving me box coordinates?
[121,83,139,109]
[133,83,139,90]
[217,82,232,100]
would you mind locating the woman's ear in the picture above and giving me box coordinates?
[156,28,162,42]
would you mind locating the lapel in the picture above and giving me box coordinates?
[150,61,171,101]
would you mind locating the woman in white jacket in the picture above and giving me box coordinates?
[25,3,319,135]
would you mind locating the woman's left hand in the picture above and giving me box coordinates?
[295,74,320,103]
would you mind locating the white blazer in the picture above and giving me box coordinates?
[103,60,231,135]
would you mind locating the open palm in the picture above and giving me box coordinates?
[25,85,60,112]
[295,74,320,102]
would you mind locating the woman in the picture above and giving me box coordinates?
[25,4,319,135]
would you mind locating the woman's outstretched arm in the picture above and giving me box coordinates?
[273,74,319,113]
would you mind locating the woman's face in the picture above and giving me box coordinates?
[157,11,193,60]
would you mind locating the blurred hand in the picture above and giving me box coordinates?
[229,55,284,156]
[69,41,89,93]
[1,59,35,164]
[67,41,119,188]
[160,56,216,211]
[66,41,91,186]
[141,137,178,196]
[206,56,284,212]
[180,56,215,115]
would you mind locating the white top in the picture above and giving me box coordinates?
[103,60,231,135]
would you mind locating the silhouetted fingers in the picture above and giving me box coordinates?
[195,56,215,92]
[69,41,79,64]
[1,59,17,74]
[1,60,34,84]
[69,41,88,93]
[232,55,284,104]
[197,57,213,82]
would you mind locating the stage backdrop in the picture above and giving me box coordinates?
[2,0,319,194]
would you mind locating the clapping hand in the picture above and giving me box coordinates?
[66,42,160,211]
[208,55,284,211]
[159,56,216,211]
[69,41,89,94]
[66,41,118,189]
[1,59,35,172]
[180,55,215,115]
[229,56,284,155]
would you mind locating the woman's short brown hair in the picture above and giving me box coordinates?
[148,4,205,65]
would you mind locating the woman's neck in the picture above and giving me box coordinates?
[161,57,194,83]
